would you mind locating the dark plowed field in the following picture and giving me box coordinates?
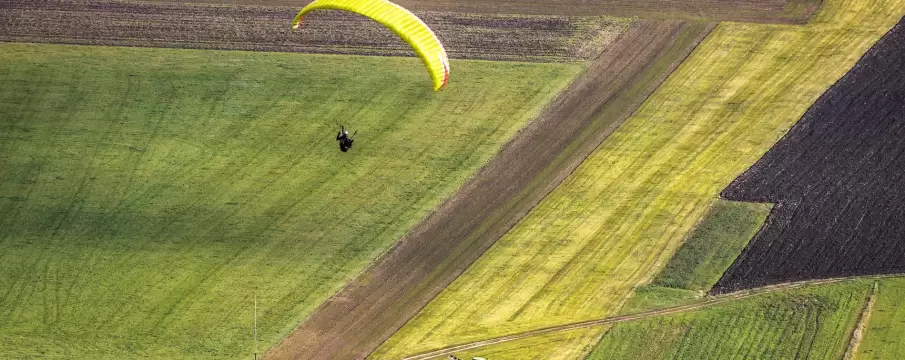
[265,19,715,360]
[712,16,905,293]
[0,0,621,62]
[150,0,821,24]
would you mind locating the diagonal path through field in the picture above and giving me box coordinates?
[374,1,905,358]
[265,19,715,360]
[402,274,905,360]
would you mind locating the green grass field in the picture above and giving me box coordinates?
[857,278,905,359]
[652,201,771,292]
[586,281,870,359]
[0,44,581,358]
[439,279,888,360]
[619,201,772,313]
[373,0,905,358]
[620,200,773,314]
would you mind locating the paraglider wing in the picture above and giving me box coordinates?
[292,0,450,91]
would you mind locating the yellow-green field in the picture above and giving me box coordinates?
[428,327,607,360]
[618,200,772,315]
[439,279,880,360]
[0,44,581,359]
[373,0,905,358]
[651,201,772,292]
[858,278,905,358]
[586,280,872,359]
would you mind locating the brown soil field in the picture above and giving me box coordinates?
[265,19,715,360]
[149,0,822,24]
[0,0,624,62]
[713,16,905,293]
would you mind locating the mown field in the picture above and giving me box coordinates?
[272,20,714,360]
[373,0,905,358]
[586,281,871,359]
[0,44,581,358]
[426,278,905,360]
[652,201,772,292]
[858,278,905,358]
[438,280,872,360]
[620,201,772,314]
[426,327,607,360]
[714,16,905,292]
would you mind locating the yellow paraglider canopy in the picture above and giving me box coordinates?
[292,0,450,91]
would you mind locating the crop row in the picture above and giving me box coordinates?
[0,0,625,62]
[586,281,870,359]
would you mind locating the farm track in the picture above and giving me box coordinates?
[403,274,905,360]
[714,16,905,293]
[265,19,715,360]
[842,282,879,359]
[0,0,623,62]
[150,0,821,24]
[373,1,905,357]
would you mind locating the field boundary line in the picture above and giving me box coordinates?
[402,273,905,360]
[843,281,880,360]
[264,20,716,360]
[146,0,823,24]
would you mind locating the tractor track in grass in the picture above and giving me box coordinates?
[0,1,826,358]
[402,274,905,360]
[265,19,715,360]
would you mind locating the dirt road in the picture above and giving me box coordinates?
[265,19,715,360]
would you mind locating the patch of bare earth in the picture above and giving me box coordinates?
[0,0,625,62]
[0,1,816,359]
[265,19,715,360]
[148,0,822,24]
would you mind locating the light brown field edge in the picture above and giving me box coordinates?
[403,274,904,360]
[264,20,716,360]
[0,0,618,62]
[842,282,879,360]
[148,0,822,24]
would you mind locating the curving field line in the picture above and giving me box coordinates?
[402,274,905,360]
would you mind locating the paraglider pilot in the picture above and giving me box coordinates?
[337,125,354,152]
